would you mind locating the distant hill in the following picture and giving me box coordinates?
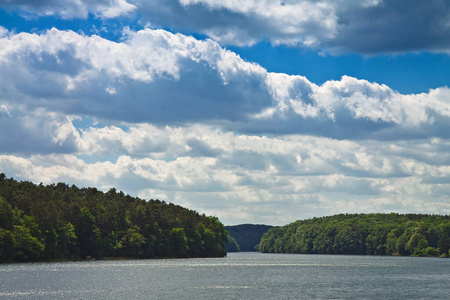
[258,213,450,257]
[225,224,276,252]
[0,174,227,262]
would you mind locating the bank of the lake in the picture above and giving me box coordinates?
[258,213,450,257]
[0,175,227,262]
[1,252,449,299]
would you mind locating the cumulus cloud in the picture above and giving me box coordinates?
[1,26,449,224]
[0,103,79,154]
[1,125,450,224]
[135,0,337,46]
[165,0,450,53]
[0,0,136,19]
[127,0,450,53]
[1,27,450,140]
[0,27,272,125]
[1,1,450,226]
[2,1,450,54]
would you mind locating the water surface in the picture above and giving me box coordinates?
[1,252,449,299]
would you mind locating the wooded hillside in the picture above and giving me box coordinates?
[259,213,450,257]
[0,174,227,262]
[225,224,275,252]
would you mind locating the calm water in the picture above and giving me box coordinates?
[1,252,449,299]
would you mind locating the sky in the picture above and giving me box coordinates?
[0,0,450,226]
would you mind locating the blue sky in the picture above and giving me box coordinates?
[232,45,450,95]
[3,7,450,95]
[0,0,450,225]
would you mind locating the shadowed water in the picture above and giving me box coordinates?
[1,252,449,299]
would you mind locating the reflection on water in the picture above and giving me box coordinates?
[1,252,449,299]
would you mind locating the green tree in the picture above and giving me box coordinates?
[152,222,168,257]
[225,224,274,252]
[0,175,228,261]
[0,197,14,230]
[13,223,44,261]
[423,247,439,256]
[258,214,450,257]
[44,228,59,259]
[57,222,77,258]
[385,228,401,255]
[189,223,206,256]
[396,230,412,255]
[225,234,240,252]
[119,226,146,257]
[0,228,15,260]
[406,233,428,256]
[438,221,450,256]
[169,228,188,257]
[77,207,99,258]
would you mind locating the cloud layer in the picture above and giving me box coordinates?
[1,6,450,225]
[2,0,450,53]
[0,24,449,223]
[1,123,450,225]
[0,0,136,19]
[1,27,450,142]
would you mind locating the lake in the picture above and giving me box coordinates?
[1,252,449,299]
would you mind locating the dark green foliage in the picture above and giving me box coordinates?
[225,234,240,252]
[0,174,227,262]
[225,224,275,252]
[169,228,188,257]
[258,213,450,257]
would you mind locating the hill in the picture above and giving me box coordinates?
[0,173,227,262]
[258,213,450,257]
[225,224,275,252]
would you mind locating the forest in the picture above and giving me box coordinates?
[0,174,227,262]
[258,213,450,257]
[225,224,275,252]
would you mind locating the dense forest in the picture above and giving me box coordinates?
[0,174,227,262]
[258,213,450,257]
[225,224,275,252]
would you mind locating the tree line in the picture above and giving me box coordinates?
[258,213,450,257]
[0,174,227,262]
[225,224,275,252]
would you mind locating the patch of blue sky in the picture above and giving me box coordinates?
[72,115,104,130]
[0,9,141,41]
[72,116,130,132]
[77,154,119,164]
[2,7,448,96]
[228,43,450,95]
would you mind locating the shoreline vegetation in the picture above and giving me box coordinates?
[1,173,449,263]
[258,213,450,257]
[0,174,227,263]
[225,224,276,252]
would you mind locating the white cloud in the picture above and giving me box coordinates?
[133,0,450,53]
[0,0,136,19]
[2,1,450,53]
[1,26,450,225]
[97,0,136,18]
[0,103,79,154]
[2,122,450,225]
[1,28,450,140]
[0,104,10,116]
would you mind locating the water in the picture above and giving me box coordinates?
[1,252,449,299]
